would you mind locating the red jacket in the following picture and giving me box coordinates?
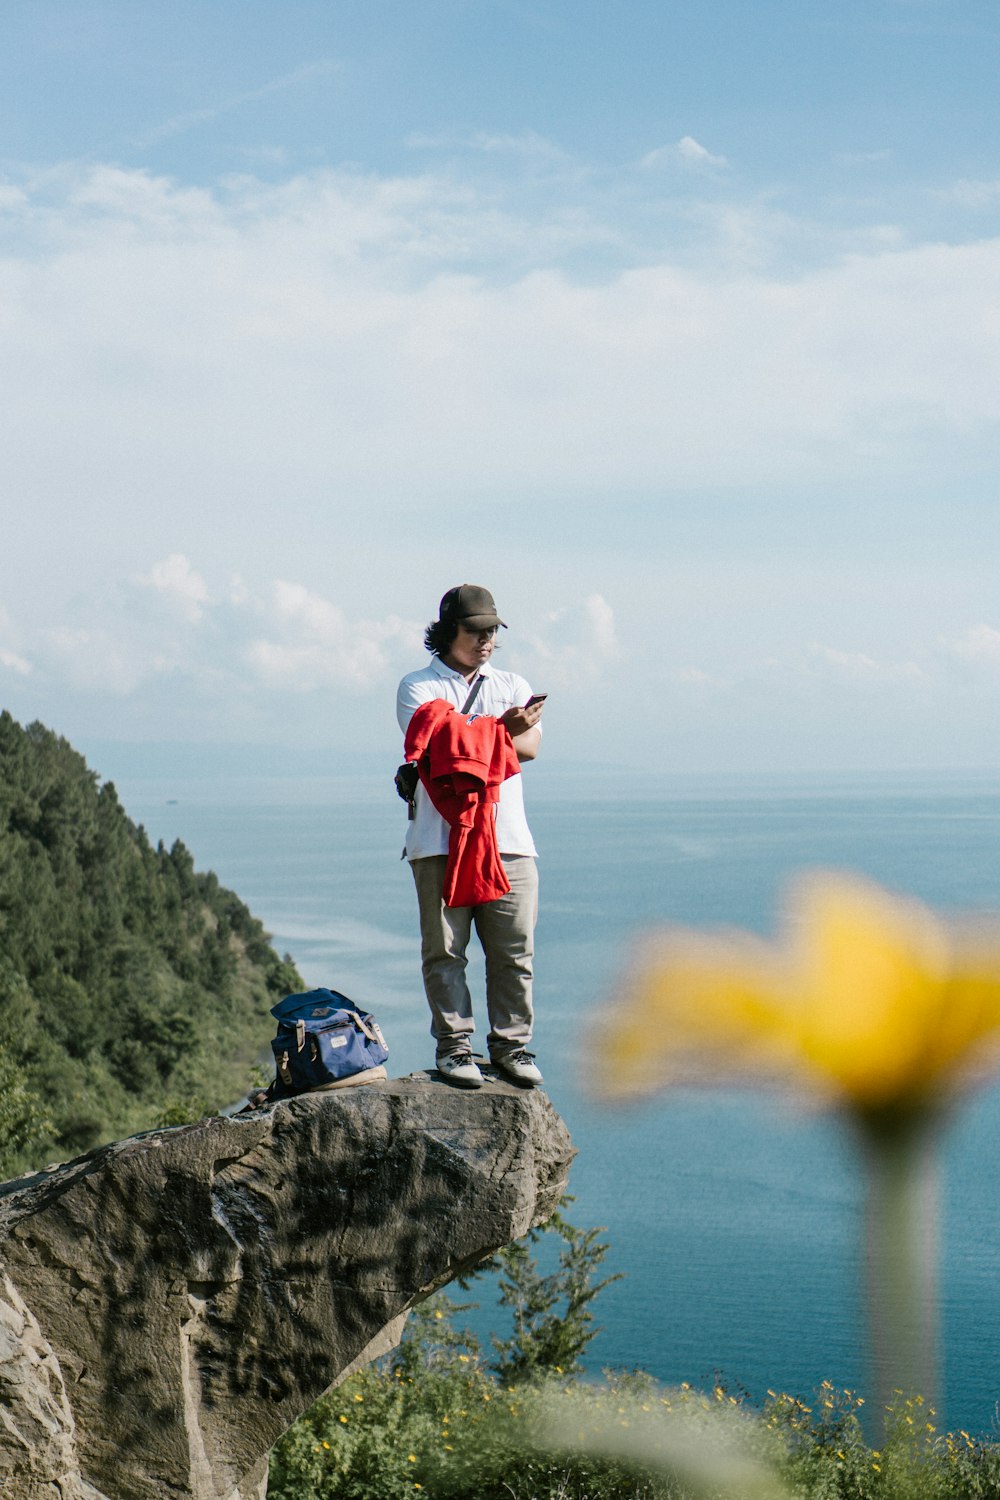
[403,699,521,906]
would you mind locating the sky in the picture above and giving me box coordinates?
[3,0,1000,775]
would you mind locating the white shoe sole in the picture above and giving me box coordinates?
[435,1061,485,1088]
[490,1059,543,1087]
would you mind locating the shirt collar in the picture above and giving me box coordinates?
[432,654,494,681]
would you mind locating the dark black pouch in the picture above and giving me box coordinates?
[394,761,419,806]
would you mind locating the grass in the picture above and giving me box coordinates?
[268,1296,1000,1500]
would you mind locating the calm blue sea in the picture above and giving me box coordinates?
[114,762,1000,1434]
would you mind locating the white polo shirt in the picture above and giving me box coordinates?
[396,655,539,861]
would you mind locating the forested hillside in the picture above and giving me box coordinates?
[0,711,301,1177]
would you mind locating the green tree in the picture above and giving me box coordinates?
[0,710,302,1175]
[0,1042,54,1176]
[485,1199,622,1383]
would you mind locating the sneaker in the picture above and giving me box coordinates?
[435,1047,485,1088]
[490,1049,543,1087]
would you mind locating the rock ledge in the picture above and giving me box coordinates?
[0,1074,574,1500]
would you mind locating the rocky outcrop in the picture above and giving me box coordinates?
[0,1074,574,1500]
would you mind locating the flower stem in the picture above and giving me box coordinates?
[860,1117,938,1416]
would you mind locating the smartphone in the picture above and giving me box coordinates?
[525,693,548,707]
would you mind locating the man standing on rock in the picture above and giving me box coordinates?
[396,584,545,1089]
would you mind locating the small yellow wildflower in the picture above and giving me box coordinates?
[458,1354,470,1363]
[408,1454,417,1463]
[354,1393,364,1402]
[434,1309,443,1319]
[338,1416,348,1425]
[598,873,1000,1122]
[322,1441,331,1450]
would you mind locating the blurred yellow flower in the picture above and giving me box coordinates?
[600,873,1000,1125]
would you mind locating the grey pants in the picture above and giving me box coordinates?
[410,854,538,1059]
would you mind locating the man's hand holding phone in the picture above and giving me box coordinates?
[501,694,546,737]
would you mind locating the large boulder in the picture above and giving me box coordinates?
[0,1074,574,1500]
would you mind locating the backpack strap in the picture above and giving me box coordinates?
[353,1011,380,1044]
[461,675,485,714]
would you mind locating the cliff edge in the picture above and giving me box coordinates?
[0,1074,575,1500]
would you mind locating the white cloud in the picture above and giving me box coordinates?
[9,567,420,705]
[583,593,616,656]
[945,624,1000,665]
[6,158,1000,541]
[0,605,30,677]
[0,647,32,676]
[641,136,728,169]
[405,129,570,165]
[138,553,210,623]
[134,61,340,147]
[811,644,923,682]
[521,593,618,686]
[3,159,1000,774]
[938,179,1000,210]
[0,563,626,735]
[46,625,150,695]
[246,580,417,690]
[672,666,723,686]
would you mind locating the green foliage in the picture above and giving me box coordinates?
[762,1384,1000,1500]
[0,1040,54,1177]
[0,711,302,1174]
[270,1205,659,1500]
[271,1359,1000,1500]
[268,1329,670,1500]
[270,1240,1000,1500]
[485,1199,623,1384]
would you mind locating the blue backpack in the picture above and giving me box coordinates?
[269,989,389,1098]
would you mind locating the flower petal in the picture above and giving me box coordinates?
[597,931,793,1098]
[788,875,952,1107]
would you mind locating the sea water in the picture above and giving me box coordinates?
[114,762,1000,1434]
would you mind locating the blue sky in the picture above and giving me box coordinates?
[3,0,1000,774]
